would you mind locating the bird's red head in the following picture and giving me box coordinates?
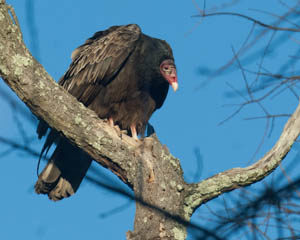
[160,59,178,92]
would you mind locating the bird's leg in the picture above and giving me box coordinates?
[108,117,114,127]
[108,117,127,138]
[130,125,138,140]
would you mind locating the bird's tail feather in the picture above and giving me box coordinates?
[35,138,92,201]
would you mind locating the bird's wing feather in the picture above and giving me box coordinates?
[59,24,141,105]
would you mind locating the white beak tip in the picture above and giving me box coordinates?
[171,82,178,92]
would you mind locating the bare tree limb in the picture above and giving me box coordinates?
[185,101,300,216]
[0,0,140,186]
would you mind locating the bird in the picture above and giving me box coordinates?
[35,24,178,201]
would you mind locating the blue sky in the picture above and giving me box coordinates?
[1,0,300,239]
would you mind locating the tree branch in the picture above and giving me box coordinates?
[194,11,300,32]
[0,0,139,186]
[184,100,300,217]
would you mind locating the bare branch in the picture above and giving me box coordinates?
[248,8,300,29]
[195,1,300,85]
[0,1,141,186]
[194,12,300,32]
[0,136,40,157]
[185,101,300,215]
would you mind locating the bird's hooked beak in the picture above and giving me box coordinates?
[160,60,178,92]
[171,80,178,92]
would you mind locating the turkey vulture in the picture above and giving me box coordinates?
[35,24,178,201]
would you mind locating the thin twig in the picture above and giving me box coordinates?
[7,4,23,40]
[194,12,300,32]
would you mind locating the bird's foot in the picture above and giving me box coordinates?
[107,117,124,138]
[108,117,114,128]
[130,125,139,141]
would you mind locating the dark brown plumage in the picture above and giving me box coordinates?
[35,24,178,201]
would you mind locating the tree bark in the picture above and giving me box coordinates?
[1,1,300,239]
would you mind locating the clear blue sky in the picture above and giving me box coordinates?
[1,0,299,239]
